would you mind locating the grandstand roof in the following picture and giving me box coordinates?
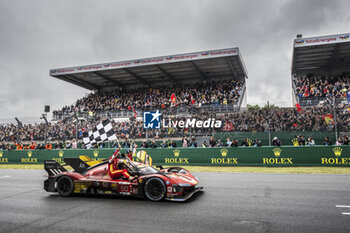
[292,33,350,74]
[50,47,248,91]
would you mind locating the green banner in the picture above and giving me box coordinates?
[0,146,349,166]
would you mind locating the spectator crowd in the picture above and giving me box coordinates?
[293,73,350,101]
[0,103,349,143]
[1,75,349,146]
[53,79,244,119]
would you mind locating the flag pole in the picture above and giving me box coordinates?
[116,136,122,149]
[333,96,338,142]
[267,101,271,146]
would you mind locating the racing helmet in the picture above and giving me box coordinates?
[117,159,124,169]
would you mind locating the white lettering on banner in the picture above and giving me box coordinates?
[50,48,239,75]
[295,34,349,47]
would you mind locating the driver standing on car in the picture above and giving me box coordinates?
[108,149,134,180]
[126,149,134,161]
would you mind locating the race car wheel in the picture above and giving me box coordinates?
[144,177,166,201]
[57,176,74,197]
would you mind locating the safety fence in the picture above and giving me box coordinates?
[0,146,349,166]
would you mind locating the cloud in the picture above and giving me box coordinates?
[0,0,349,120]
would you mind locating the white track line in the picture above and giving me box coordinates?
[336,205,350,208]
[0,175,11,179]
[342,213,350,215]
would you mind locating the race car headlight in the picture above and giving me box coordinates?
[178,183,191,187]
[172,185,182,193]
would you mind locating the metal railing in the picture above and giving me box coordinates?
[51,103,241,121]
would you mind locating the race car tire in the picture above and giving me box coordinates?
[57,176,74,197]
[144,177,166,201]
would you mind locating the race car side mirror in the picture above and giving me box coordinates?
[133,171,141,176]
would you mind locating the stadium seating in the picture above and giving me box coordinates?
[1,103,349,144]
[293,73,350,106]
[52,79,244,120]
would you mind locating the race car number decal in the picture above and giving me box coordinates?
[120,185,129,192]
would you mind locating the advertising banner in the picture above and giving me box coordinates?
[50,48,239,76]
[294,33,349,47]
[0,146,349,167]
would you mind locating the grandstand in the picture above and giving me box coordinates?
[291,33,350,106]
[1,41,349,148]
[50,47,248,120]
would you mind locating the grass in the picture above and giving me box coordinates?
[0,164,350,174]
[0,164,44,169]
[179,166,350,174]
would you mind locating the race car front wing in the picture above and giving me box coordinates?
[165,186,203,202]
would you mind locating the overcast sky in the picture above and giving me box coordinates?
[0,0,349,121]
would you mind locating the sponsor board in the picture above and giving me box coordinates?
[50,48,239,75]
[164,149,189,164]
[262,148,293,165]
[321,147,350,165]
[0,151,8,163]
[211,148,238,164]
[21,151,38,163]
[52,150,64,162]
[295,33,350,47]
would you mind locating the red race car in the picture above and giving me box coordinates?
[44,152,203,202]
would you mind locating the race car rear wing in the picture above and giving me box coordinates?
[44,158,91,176]
[44,160,67,176]
[63,158,90,173]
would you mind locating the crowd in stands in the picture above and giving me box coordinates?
[0,121,90,142]
[53,79,244,118]
[293,73,350,101]
[218,103,350,132]
[2,133,348,151]
[1,103,349,143]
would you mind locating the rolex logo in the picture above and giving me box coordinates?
[27,151,33,157]
[58,150,64,157]
[0,151,3,157]
[292,138,299,146]
[220,148,228,157]
[93,150,99,157]
[273,148,282,157]
[333,147,342,157]
[173,149,180,157]
[247,139,252,147]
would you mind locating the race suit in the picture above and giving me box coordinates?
[108,149,131,180]
[126,152,133,161]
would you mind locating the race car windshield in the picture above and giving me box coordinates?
[139,166,159,175]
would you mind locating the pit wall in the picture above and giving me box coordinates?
[0,146,349,166]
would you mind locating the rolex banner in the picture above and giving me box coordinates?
[0,146,349,167]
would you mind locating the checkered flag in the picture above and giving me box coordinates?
[83,119,116,149]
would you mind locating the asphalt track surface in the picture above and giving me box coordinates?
[0,170,350,233]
